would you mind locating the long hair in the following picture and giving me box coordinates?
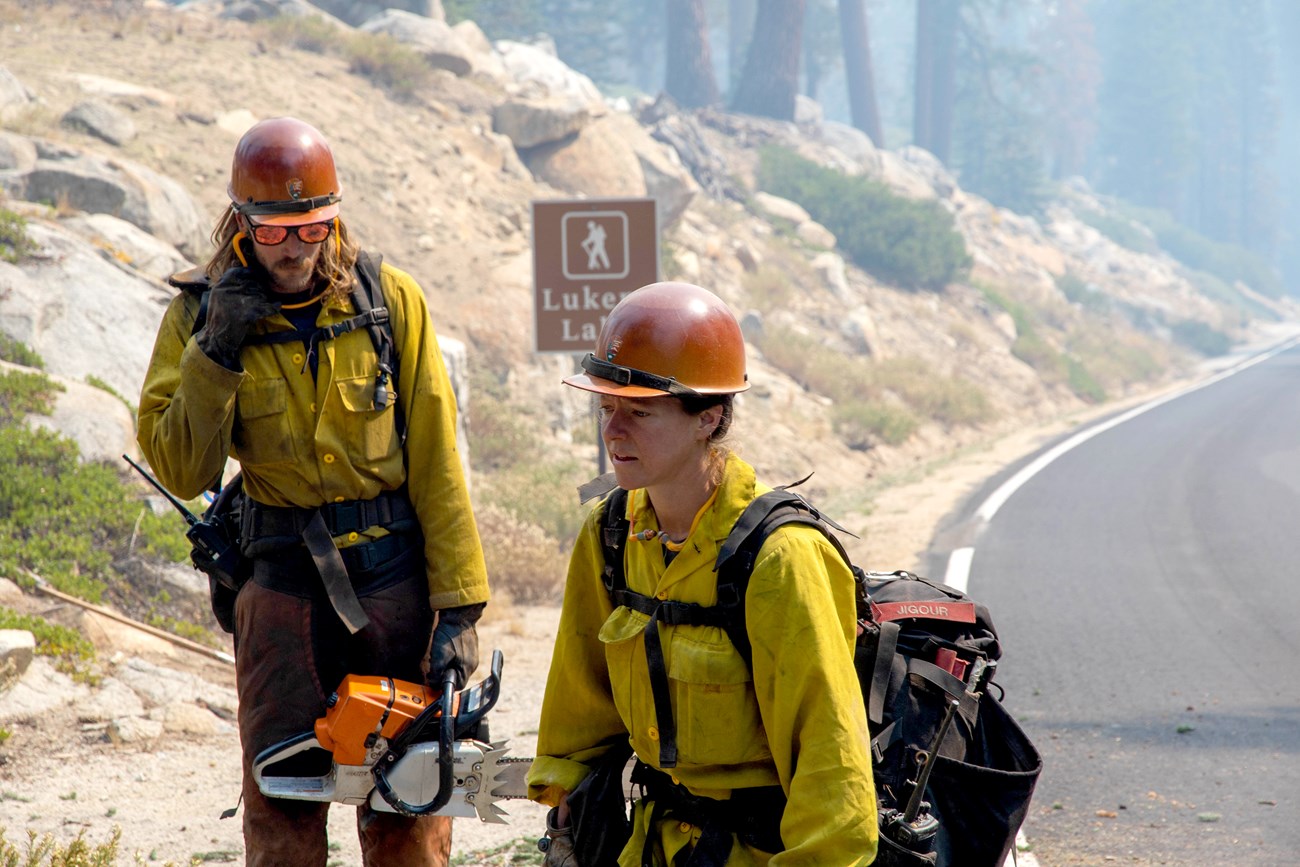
[205,205,361,303]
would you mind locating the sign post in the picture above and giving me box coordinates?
[533,198,659,476]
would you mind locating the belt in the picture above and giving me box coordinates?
[240,488,417,634]
[631,762,786,862]
[241,487,417,542]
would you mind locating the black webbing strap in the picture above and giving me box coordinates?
[713,492,855,671]
[242,487,416,540]
[302,510,369,634]
[598,487,727,769]
[351,252,403,439]
[869,620,900,727]
[632,762,786,865]
[595,485,852,770]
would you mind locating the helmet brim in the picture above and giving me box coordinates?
[562,372,749,398]
[562,372,672,398]
[252,202,340,226]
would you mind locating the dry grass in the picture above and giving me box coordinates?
[475,503,568,605]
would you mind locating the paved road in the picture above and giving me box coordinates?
[933,340,1300,865]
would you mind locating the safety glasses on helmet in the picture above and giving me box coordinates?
[249,221,333,246]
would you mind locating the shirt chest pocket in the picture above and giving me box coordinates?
[336,375,398,462]
[666,633,769,767]
[233,378,295,467]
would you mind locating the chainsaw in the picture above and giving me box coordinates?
[253,649,536,824]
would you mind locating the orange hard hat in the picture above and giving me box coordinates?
[564,282,749,398]
[228,117,341,226]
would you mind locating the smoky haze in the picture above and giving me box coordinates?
[449,0,1298,299]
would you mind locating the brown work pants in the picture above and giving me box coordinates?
[234,569,447,866]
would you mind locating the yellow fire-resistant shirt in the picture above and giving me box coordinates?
[136,260,489,610]
[528,454,877,865]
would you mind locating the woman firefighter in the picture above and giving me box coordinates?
[526,282,878,865]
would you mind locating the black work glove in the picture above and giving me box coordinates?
[537,806,578,867]
[425,602,485,691]
[196,266,280,370]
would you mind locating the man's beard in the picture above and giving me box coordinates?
[271,258,314,293]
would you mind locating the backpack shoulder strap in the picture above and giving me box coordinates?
[351,251,406,442]
[714,490,852,670]
[598,486,631,600]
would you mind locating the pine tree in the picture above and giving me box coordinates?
[730,0,806,120]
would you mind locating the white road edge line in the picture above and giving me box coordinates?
[945,332,1300,589]
[947,332,1300,867]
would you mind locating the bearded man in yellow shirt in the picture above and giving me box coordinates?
[137,116,489,866]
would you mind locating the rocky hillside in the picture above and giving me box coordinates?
[1,0,1294,582]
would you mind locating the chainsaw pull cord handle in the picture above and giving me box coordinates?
[372,674,458,816]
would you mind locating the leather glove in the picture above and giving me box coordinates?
[196,266,280,370]
[537,806,578,867]
[425,602,485,690]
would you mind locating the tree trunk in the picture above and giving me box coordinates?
[913,0,958,163]
[839,0,883,145]
[730,0,806,120]
[665,0,720,108]
[728,0,756,97]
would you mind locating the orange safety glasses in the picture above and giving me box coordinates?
[249,220,333,246]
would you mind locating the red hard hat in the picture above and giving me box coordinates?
[564,282,749,398]
[228,117,341,226]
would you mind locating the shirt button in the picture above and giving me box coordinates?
[310,402,317,414]
[347,532,359,542]
[323,454,335,464]
[670,775,680,785]
[678,821,692,833]
[655,591,667,600]
[334,496,346,503]
[292,353,304,365]
[648,726,659,741]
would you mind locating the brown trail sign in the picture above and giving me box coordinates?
[532,198,658,354]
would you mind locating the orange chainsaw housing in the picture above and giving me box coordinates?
[313,675,439,766]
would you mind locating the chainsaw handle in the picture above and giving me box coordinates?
[372,674,457,816]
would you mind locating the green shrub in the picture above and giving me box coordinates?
[0,606,96,683]
[0,333,44,369]
[1010,332,1066,381]
[1170,319,1231,357]
[743,264,796,311]
[0,208,39,264]
[0,368,60,424]
[258,16,434,101]
[1077,210,1159,255]
[0,371,191,605]
[832,400,917,449]
[1183,270,1278,323]
[757,146,970,292]
[469,404,542,472]
[752,324,991,446]
[85,375,136,418]
[343,32,435,100]
[979,284,1034,338]
[1117,203,1283,298]
[873,357,993,427]
[1056,272,1110,315]
[1064,356,1106,403]
[0,825,201,866]
[261,13,339,53]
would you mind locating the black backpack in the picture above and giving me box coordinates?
[597,481,1042,867]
